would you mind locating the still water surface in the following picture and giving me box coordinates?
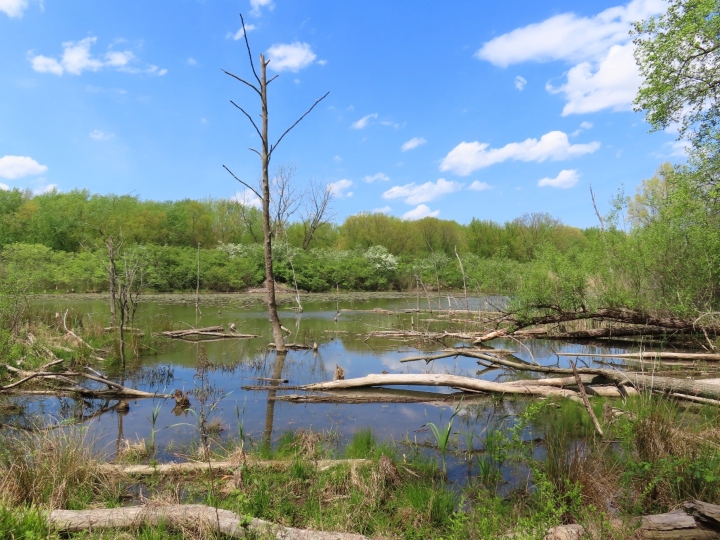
[15,292,633,484]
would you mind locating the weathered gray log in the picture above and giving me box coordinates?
[557,351,720,361]
[301,373,579,399]
[100,458,370,476]
[462,351,720,401]
[273,388,477,404]
[541,500,720,539]
[639,508,719,538]
[162,326,225,337]
[47,504,370,539]
[267,342,315,350]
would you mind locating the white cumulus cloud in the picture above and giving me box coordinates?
[402,204,439,220]
[363,172,389,183]
[538,169,580,188]
[0,0,28,18]
[266,42,316,72]
[90,129,114,141]
[250,0,274,16]
[0,182,9,190]
[31,55,63,75]
[373,206,392,214]
[0,155,48,179]
[475,0,665,115]
[477,0,664,66]
[351,113,378,130]
[383,178,463,205]
[228,23,255,40]
[547,43,641,115]
[30,37,164,76]
[469,181,491,191]
[514,76,527,91]
[328,179,353,198]
[440,131,600,176]
[401,137,427,152]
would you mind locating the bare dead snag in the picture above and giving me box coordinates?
[223,14,328,353]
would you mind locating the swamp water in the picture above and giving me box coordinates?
[8,292,635,486]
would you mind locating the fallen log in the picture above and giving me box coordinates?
[268,342,317,350]
[99,458,371,476]
[162,326,224,337]
[47,504,370,540]
[401,350,720,402]
[557,351,720,362]
[301,373,580,400]
[273,388,478,404]
[539,500,720,539]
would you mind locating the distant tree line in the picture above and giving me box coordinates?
[0,188,588,260]
[0,187,589,294]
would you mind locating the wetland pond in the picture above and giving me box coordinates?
[12,292,636,486]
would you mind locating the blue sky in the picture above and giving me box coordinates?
[0,0,685,228]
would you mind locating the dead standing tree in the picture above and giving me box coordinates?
[223,14,328,353]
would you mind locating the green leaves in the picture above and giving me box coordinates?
[634,0,720,153]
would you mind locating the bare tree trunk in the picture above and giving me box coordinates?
[223,14,327,354]
[259,56,286,353]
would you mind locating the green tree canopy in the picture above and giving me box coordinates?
[633,0,720,155]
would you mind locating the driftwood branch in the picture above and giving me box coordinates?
[62,309,96,350]
[570,360,604,437]
[0,364,170,399]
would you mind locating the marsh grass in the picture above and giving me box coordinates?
[0,426,118,509]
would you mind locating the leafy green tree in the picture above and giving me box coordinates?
[633,0,720,156]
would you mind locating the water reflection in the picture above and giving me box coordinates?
[7,293,649,484]
[263,351,286,448]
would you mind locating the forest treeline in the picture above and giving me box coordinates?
[0,185,584,293]
[0,186,586,261]
[0,159,718,324]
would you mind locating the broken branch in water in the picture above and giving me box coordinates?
[0,362,170,399]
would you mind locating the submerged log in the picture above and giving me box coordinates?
[268,343,314,350]
[47,504,370,540]
[273,388,477,404]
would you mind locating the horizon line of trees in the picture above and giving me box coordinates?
[0,186,593,263]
